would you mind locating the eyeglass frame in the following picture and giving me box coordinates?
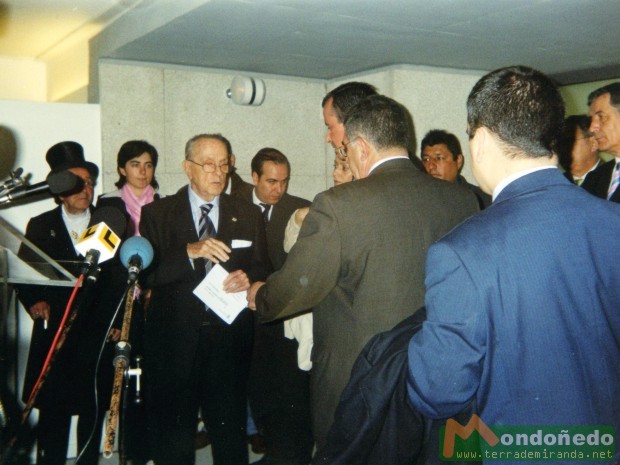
[421,153,453,164]
[186,158,230,173]
[335,137,359,161]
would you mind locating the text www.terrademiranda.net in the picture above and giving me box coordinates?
[454,449,615,460]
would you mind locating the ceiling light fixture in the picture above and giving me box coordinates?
[226,76,266,106]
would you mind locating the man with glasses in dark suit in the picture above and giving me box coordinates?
[248,95,478,449]
[140,133,270,465]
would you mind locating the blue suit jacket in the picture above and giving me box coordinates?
[407,169,620,439]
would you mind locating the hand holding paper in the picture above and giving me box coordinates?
[193,264,249,324]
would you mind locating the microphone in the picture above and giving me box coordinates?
[119,236,154,284]
[76,207,127,278]
[48,171,85,195]
[0,170,84,205]
[0,167,25,195]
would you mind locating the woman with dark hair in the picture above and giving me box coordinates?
[96,140,160,465]
[98,140,160,234]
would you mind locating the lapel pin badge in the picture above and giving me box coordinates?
[232,217,238,222]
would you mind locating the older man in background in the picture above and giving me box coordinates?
[582,82,620,202]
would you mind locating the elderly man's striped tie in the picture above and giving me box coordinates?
[198,203,216,273]
[199,203,215,239]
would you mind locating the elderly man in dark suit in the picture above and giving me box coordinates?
[407,67,620,463]
[248,95,479,449]
[581,82,620,202]
[140,133,270,465]
[234,147,313,465]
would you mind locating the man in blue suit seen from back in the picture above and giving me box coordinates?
[407,66,620,463]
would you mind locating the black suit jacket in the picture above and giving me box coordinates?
[232,187,311,270]
[139,186,270,392]
[582,159,620,203]
[228,170,254,199]
[16,206,113,411]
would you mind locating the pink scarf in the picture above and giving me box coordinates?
[121,184,156,236]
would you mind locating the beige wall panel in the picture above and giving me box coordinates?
[163,68,327,199]
[99,62,165,193]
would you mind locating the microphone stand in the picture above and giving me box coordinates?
[2,271,97,460]
[103,282,143,464]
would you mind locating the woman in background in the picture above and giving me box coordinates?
[96,140,159,465]
[98,140,159,234]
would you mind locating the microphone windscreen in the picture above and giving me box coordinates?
[120,236,154,269]
[46,171,84,194]
[89,206,127,236]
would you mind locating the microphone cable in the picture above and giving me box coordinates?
[73,283,133,464]
[5,274,84,456]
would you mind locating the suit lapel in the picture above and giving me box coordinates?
[176,187,212,278]
[598,162,615,199]
[216,194,236,246]
[176,186,201,244]
[609,178,620,203]
[269,200,288,230]
[51,207,79,260]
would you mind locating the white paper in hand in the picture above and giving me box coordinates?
[193,264,248,324]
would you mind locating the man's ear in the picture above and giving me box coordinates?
[182,160,192,180]
[470,127,488,165]
[252,171,259,187]
[230,153,236,168]
[456,154,464,172]
[356,136,371,162]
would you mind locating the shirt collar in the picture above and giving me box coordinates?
[187,185,220,212]
[493,166,557,201]
[368,155,409,175]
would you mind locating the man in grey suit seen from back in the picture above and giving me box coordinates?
[248,94,479,449]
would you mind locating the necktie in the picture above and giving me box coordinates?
[198,203,216,240]
[198,204,216,274]
[608,163,620,200]
[259,203,271,224]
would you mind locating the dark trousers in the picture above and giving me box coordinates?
[36,407,104,465]
[258,401,314,465]
[148,315,252,465]
[250,326,314,465]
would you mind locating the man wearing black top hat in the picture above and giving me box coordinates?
[16,141,112,465]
